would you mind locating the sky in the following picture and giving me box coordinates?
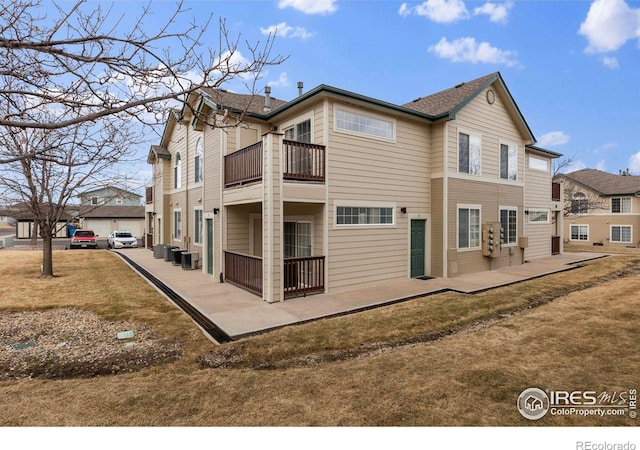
[84,0,640,180]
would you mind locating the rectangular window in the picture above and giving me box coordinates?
[173,210,182,240]
[458,207,480,249]
[528,156,549,172]
[336,109,394,140]
[611,197,631,213]
[459,132,481,175]
[570,224,589,241]
[194,209,203,244]
[611,225,632,243]
[285,119,311,143]
[336,206,394,226]
[500,208,517,245]
[528,210,549,223]
[500,143,517,180]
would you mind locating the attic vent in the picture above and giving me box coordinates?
[454,82,465,88]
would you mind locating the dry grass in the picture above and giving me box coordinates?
[0,249,638,426]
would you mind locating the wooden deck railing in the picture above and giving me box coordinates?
[224,142,263,187]
[551,236,561,255]
[283,140,325,182]
[224,251,263,296]
[284,256,325,298]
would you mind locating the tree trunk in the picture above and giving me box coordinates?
[41,233,54,278]
[30,221,39,246]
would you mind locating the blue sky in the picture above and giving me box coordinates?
[111,0,640,178]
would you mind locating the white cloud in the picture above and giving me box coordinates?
[602,55,620,68]
[628,152,640,173]
[538,131,570,147]
[560,159,587,174]
[473,2,513,24]
[268,72,290,88]
[428,37,519,67]
[578,0,640,54]
[278,0,337,14]
[260,22,314,40]
[399,0,470,23]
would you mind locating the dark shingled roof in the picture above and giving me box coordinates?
[560,169,640,195]
[78,205,144,218]
[402,73,497,116]
[198,88,287,115]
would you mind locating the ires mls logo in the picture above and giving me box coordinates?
[517,388,637,420]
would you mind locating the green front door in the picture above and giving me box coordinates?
[410,219,426,278]
[206,219,213,275]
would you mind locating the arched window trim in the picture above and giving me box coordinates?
[194,138,203,183]
[174,152,182,188]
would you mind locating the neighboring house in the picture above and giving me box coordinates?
[554,168,640,247]
[11,203,72,239]
[77,205,145,238]
[79,187,142,207]
[147,72,561,302]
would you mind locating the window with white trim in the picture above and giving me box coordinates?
[194,138,203,183]
[194,209,203,244]
[500,143,517,180]
[528,210,549,223]
[336,206,394,226]
[284,119,311,143]
[459,132,481,175]
[528,156,548,172]
[611,225,632,243]
[611,197,631,213]
[335,109,394,140]
[570,224,589,241]
[174,152,182,189]
[173,210,182,240]
[458,206,480,249]
[500,207,517,245]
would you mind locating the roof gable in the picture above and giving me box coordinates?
[558,169,640,196]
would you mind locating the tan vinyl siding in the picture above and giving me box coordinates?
[431,123,445,175]
[430,178,444,277]
[524,151,553,259]
[226,203,261,254]
[326,100,430,291]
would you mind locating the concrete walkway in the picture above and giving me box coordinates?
[115,249,609,341]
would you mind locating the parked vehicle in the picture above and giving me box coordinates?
[107,230,138,249]
[70,229,97,249]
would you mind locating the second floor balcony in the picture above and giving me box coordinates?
[224,139,326,188]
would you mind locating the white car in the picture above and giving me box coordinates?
[107,231,138,249]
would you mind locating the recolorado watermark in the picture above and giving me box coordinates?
[517,387,637,420]
[576,442,636,450]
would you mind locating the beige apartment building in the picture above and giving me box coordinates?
[146,72,562,302]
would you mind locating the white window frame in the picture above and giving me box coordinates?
[194,208,203,245]
[284,216,314,258]
[194,137,203,183]
[570,224,589,241]
[458,130,481,176]
[334,201,396,228]
[334,106,395,142]
[611,197,631,214]
[173,209,182,241]
[610,225,632,243]
[174,152,182,189]
[528,155,549,172]
[457,204,481,251]
[527,210,549,223]
[499,206,518,246]
[283,114,313,143]
[500,141,518,180]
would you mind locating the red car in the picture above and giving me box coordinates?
[70,229,98,249]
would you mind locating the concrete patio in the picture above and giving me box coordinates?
[114,248,609,341]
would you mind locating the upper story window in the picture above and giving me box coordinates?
[459,132,481,175]
[194,138,203,183]
[335,108,394,140]
[500,143,517,180]
[611,197,631,213]
[174,152,182,189]
[284,119,311,143]
[116,198,123,205]
[528,156,549,172]
[91,196,98,205]
[571,192,588,214]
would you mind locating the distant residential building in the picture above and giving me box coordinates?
[79,187,142,207]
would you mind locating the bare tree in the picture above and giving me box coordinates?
[0,0,285,137]
[0,111,139,277]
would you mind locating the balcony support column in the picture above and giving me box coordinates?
[262,131,284,303]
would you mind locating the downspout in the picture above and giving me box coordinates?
[185,121,190,251]
[442,121,449,278]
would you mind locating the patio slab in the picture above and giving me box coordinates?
[114,249,609,341]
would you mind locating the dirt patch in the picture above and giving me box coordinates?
[0,308,182,380]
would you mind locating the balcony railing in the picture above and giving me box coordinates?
[552,182,561,202]
[284,256,325,298]
[224,251,263,296]
[145,186,153,204]
[224,142,263,188]
[283,140,325,182]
